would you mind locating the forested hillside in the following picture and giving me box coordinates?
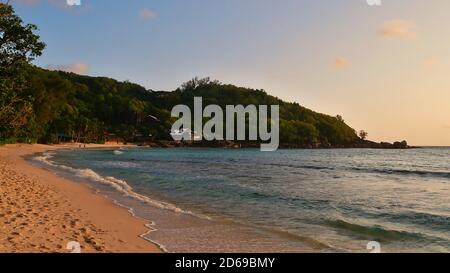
[3,67,359,146]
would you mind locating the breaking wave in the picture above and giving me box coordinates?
[33,152,205,218]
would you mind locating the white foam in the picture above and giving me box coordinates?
[33,152,58,167]
[32,151,206,218]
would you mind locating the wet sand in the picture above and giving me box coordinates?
[0,144,161,253]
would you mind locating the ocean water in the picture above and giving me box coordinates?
[31,148,450,253]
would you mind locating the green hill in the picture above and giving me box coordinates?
[2,67,359,146]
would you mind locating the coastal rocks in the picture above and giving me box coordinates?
[393,141,409,149]
[355,140,412,149]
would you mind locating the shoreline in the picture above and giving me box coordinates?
[0,144,162,253]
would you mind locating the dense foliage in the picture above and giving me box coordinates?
[4,68,358,145]
[0,3,45,142]
[0,4,358,146]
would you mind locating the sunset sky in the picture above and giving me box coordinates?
[12,0,450,146]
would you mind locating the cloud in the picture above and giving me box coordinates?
[139,8,156,20]
[46,63,89,75]
[423,57,439,69]
[378,20,417,40]
[333,57,351,69]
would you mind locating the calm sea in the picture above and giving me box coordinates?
[31,147,450,253]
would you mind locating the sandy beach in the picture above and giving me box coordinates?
[0,144,161,253]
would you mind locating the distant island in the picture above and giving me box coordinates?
[0,4,410,149]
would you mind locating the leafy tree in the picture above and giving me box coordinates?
[0,3,45,139]
[359,130,368,140]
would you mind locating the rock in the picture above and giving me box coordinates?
[393,140,408,149]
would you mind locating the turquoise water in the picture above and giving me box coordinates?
[32,148,450,252]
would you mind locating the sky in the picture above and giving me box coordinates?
[11,0,450,146]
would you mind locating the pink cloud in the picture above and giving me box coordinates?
[139,8,156,20]
[378,20,417,40]
[46,63,90,75]
[333,57,351,69]
[423,57,439,69]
